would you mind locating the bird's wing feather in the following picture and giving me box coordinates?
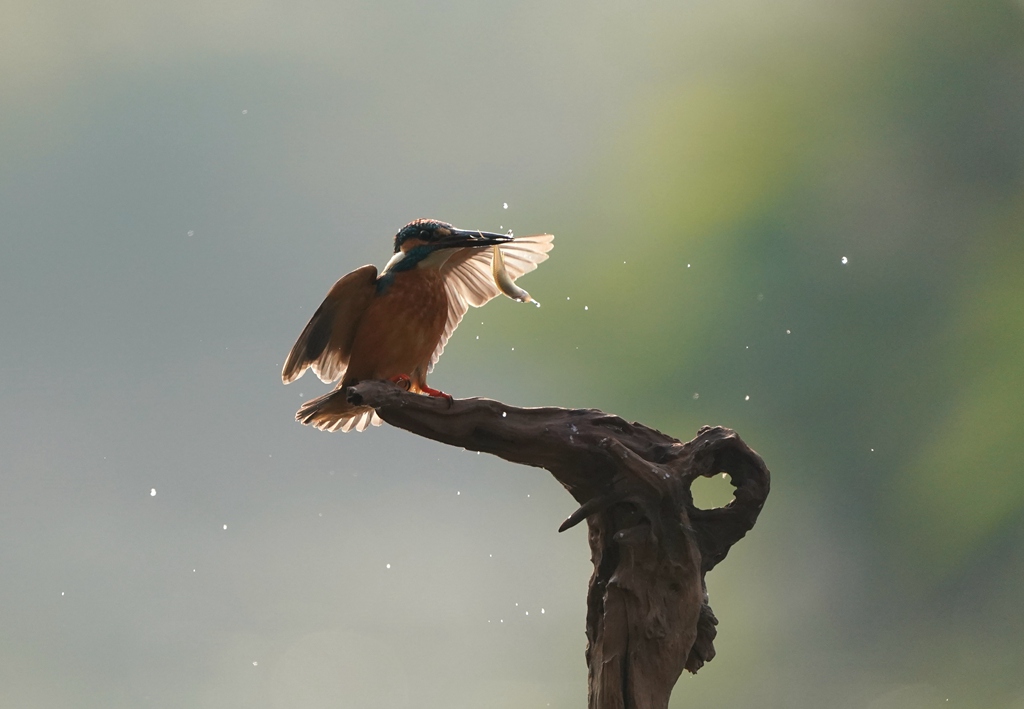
[281,264,378,384]
[429,233,553,370]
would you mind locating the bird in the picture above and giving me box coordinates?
[282,218,554,432]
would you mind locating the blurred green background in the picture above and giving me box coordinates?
[2,0,1023,707]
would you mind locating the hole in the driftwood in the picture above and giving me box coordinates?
[691,472,734,509]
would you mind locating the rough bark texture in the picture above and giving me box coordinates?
[347,381,771,709]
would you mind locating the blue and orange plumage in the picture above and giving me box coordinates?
[282,219,554,432]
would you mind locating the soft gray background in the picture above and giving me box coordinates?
[3,1,1024,707]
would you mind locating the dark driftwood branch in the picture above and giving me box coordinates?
[348,381,770,709]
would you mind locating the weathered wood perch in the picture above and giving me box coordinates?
[347,380,770,709]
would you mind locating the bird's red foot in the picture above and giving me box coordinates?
[389,374,412,391]
[419,384,454,407]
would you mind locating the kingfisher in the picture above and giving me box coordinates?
[282,218,554,432]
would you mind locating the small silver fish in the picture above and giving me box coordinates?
[492,244,540,307]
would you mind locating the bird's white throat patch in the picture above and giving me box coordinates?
[381,246,459,276]
[380,250,406,275]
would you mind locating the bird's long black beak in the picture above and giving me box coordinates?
[437,228,513,249]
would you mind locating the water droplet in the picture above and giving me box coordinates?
[503,202,508,209]
[150,488,156,497]
[841,256,848,264]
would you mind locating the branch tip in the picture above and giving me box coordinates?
[558,491,623,532]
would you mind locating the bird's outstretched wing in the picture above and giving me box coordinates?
[431,233,554,370]
[281,264,378,384]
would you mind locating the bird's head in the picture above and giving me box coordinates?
[383,218,512,274]
[392,218,511,253]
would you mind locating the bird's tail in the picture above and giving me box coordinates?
[295,388,383,433]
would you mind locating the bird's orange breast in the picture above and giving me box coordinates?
[343,268,448,384]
